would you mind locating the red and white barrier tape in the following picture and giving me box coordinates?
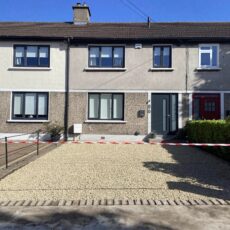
[0,140,230,147]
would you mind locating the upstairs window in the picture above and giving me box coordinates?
[12,92,48,120]
[199,44,219,68]
[89,46,124,68]
[14,45,50,67]
[153,46,172,68]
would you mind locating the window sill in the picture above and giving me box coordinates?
[85,120,127,124]
[149,68,174,72]
[195,67,222,72]
[84,67,127,72]
[8,67,52,71]
[7,119,50,123]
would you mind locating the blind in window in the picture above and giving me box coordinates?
[25,94,36,115]
[27,46,38,57]
[14,95,22,115]
[38,94,47,115]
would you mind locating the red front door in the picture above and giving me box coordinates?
[193,94,220,120]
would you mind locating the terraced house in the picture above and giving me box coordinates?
[0,3,230,138]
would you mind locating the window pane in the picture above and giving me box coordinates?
[100,94,112,119]
[13,94,23,116]
[113,48,124,67]
[25,93,36,117]
[89,47,100,66]
[201,53,211,66]
[212,46,218,67]
[39,47,49,67]
[38,94,47,116]
[15,47,25,66]
[101,47,112,67]
[163,47,171,68]
[89,94,99,119]
[153,47,161,67]
[26,46,38,66]
[113,94,123,119]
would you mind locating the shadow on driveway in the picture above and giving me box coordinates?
[143,146,230,200]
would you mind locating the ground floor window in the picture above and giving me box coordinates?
[193,94,220,120]
[88,93,124,120]
[12,92,48,120]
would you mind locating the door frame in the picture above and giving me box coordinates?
[151,93,178,135]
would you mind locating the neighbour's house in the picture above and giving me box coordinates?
[0,3,230,138]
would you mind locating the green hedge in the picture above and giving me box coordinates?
[185,120,230,161]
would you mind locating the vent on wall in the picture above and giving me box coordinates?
[135,44,142,49]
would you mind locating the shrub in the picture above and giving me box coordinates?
[185,120,230,161]
[44,122,64,141]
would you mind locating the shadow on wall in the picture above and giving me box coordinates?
[143,145,230,200]
[0,208,172,230]
[192,47,230,91]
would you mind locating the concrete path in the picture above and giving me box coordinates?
[0,144,229,201]
[0,205,229,229]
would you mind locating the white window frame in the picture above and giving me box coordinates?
[199,44,219,69]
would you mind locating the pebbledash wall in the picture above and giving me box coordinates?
[0,41,66,135]
[68,92,148,135]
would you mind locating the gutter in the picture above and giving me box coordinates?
[64,37,71,141]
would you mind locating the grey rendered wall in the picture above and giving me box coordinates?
[69,44,230,91]
[187,44,230,91]
[69,44,187,90]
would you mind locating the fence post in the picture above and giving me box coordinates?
[37,131,39,156]
[5,137,8,169]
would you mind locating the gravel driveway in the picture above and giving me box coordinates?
[0,144,229,201]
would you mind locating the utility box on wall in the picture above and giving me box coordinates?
[73,124,82,134]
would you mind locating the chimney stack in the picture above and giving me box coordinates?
[72,2,91,25]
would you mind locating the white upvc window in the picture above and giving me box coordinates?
[199,44,219,69]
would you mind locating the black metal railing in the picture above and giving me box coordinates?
[1,131,41,169]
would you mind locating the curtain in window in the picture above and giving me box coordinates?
[89,47,100,66]
[25,93,36,116]
[14,95,23,115]
[113,48,123,67]
[89,94,99,118]
[113,94,123,119]
[27,46,38,66]
[101,47,112,67]
[100,94,112,119]
[38,94,47,116]
[15,47,24,66]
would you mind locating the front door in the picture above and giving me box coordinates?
[193,94,220,120]
[151,94,178,135]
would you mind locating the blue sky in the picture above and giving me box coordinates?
[0,0,230,22]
